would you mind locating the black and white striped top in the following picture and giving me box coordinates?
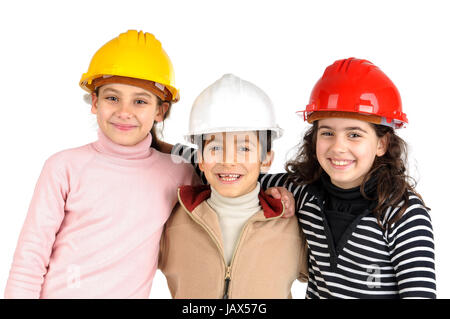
[260,173,436,299]
[172,144,436,299]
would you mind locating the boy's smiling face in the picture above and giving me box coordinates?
[91,83,168,146]
[316,117,387,189]
[199,131,273,198]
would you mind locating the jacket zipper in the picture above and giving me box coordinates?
[222,218,255,298]
[223,266,231,299]
[222,200,286,299]
[178,189,285,299]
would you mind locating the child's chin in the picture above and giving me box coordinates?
[329,175,362,189]
[215,187,245,198]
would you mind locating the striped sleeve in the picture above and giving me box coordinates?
[172,143,206,184]
[260,173,289,190]
[385,195,436,298]
[259,173,306,213]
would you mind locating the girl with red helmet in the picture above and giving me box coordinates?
[260,57,436,298]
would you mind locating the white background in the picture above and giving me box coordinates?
[0,0,448,298]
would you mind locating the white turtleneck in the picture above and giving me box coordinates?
[207,183,262,265]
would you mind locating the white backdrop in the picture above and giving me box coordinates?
[1,0,448,298]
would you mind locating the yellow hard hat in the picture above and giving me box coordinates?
[79,30,180,102]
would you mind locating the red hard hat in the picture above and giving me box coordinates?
[298,58,408,129]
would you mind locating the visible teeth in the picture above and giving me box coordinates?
[219,174,241,181]
[331,160,352,166]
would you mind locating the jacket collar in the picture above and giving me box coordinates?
[178,185,283,219]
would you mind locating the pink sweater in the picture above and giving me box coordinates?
[5,130,198,298]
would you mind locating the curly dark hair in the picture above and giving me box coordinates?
[285,121,427,229]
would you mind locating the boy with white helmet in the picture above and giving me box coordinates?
[159,74,308,298]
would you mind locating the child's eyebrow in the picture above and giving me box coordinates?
[236,139,257,147]
[102,88,120,94]
[133,92,154,99]
[345,127,368,133]
[100,88,153,99]
[318,125,368,134]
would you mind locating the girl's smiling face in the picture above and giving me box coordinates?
[91,83,168,146]
[316,117,388,189]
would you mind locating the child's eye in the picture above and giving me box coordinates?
[105,96,118,102]
[209,146,222,152]
[349,133,361,138]
[135,99,147,105]
[320,131,333,137]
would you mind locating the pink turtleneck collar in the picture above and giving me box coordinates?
[92,129,153,160]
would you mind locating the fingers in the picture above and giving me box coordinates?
[281,195,290,209]
[265,187,281,199]
[282,195,295,218]
[265,187,295,218]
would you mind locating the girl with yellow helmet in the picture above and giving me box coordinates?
[5,30,198,298]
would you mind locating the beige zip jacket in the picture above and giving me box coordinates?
[159,185,308,299]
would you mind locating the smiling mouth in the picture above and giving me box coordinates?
[217,173,243,182]
[329,159,355,167]
[111,123,138,131]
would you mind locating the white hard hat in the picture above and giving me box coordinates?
[185,74,283,142]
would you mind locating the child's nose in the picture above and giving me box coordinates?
[222,151,236,164]
[221,145,238,164]
[331,136,348,153]
[116,102,133,119]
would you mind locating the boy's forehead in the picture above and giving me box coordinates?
[204,131,258,142]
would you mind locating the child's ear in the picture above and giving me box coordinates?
[260,151,274,173]
[197,149,205,172]
[90,92,98,115]
[154,102,170,122]
[376,134,389,157]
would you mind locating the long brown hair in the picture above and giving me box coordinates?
[285,121,427,229]
[150,98,172,148]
